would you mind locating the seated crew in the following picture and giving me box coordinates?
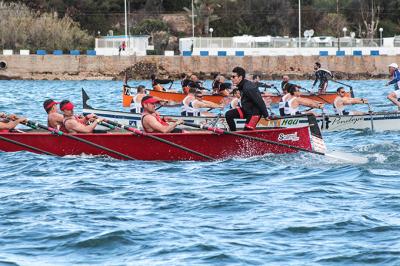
[386,63,400,110]
[253,74,273,90]
[181,73,191,94]
[284,85,324,116]
[60,100,103,133]
[181,88,197,116]
[279,83,299,116]
[281,75,290,92]
[333,87,367,115]
[43,99,63,129]
[188,74,207,92]
[212,75,231,96]
[150,74,173,91]
[141,96,184,133]
[190,91,224,117]
[225,67,269,131]
[0,113,26,131]
[130,85,146,113]
[229,88,241,109]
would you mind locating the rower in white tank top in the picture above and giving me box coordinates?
[181,95,200,116]
[284,97,300,116]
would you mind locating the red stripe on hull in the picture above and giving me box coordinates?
[0,127,314,161]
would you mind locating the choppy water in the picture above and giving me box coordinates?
[1,79,400,265]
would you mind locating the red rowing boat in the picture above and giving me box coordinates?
[0,126,324,161]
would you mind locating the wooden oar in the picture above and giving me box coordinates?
[182,122,325,156]
[0,135,57,156]
[24,120,136,160]
[100,118,215,161]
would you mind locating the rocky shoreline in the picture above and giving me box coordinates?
[0,55,397,81]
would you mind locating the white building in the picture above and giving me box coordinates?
[95,35,152,56]
[179,35,400,56]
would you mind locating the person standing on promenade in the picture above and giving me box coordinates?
[225,67,269,131]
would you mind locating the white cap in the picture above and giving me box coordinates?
[388,63,398,69]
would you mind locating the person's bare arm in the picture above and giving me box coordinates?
[0,117,26,130]
[343,97,367,105]
[66,118,102,133]
[297,98,323,109]
[193,100,223,109]
[143,115,182,133]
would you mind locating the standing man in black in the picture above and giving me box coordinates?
[312,62,332,94]
[225,67,269,131]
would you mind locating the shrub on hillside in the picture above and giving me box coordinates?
[0,1,93,51]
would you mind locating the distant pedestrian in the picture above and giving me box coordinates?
[118,41,126,55]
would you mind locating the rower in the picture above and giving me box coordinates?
[225,66,269,131]
[43,99,63,129]
[130,85,146,113]
[0,113,26,131]
[253,74,273,90]
[386,63,400,110]
[212,75,230,96]
[151,74,172,91]
[284,85,324,116]
[281,75,290,91]
[229,89,241,109]
[188,74,206,92]
[312,62,331,94]
[190,90,224,117]
[60,100,103,133]
[181,73,191,94]
[181,88,197,116]
[333,87,367,115]
[141,96,184,133]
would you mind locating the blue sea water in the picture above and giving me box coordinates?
[1,79,400,265]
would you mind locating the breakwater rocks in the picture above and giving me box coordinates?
[0,55,398,81]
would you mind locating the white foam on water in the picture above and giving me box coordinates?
[369,169,400,176]
[324,150,369,164]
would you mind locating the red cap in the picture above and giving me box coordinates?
[141,96,160,105]
[60,102,74,111]
[43,99,59,111]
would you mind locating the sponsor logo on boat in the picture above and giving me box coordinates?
[329,116,363,126]
[260,118,299,127]
[278,132,300,141]
[280,119,299,126]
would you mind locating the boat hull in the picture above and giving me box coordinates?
[147,90,348,105]
[0,127,316,161]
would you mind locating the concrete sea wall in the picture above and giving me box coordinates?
[0,55,399,80]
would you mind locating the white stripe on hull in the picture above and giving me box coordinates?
[84,107,400,132]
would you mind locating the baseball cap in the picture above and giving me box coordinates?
[388,63,398,69]
[43,99,59,112]
[141,96,160,105]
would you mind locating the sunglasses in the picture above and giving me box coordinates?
[339,91,345,94]
[231,75,238,78]
[196,95,203,98]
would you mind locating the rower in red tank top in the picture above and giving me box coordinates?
[141,96,184,133]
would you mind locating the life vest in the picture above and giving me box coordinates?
[141,113,169,133]
[181,96,200,116]
[123,93,133,108]
[284,97,300,116]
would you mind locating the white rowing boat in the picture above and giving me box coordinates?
[83,90,400,133]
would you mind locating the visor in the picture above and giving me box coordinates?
[60,102,74,111]
[142,97,160,105]
[45,101,59,110]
